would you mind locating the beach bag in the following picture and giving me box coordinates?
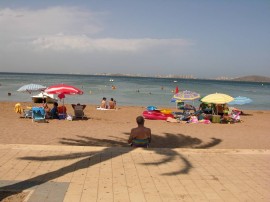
[66,114,73,121]
[189,116,198,123]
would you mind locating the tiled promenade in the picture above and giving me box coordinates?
[0,144,269,202]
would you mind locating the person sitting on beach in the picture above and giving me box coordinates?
[223,104,229,115]
[100,97,107,109]
[199,103,212,114]
[72,103,86,110]
[215,104,224,116]
[128,116,151,147]
[43,103,51,118]
[108,98,116,109]
[50,102,59,119]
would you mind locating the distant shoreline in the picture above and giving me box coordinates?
[1,71,269,83]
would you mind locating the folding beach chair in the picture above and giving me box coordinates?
[32,107,46,122]
[23,109,33,118]
[73,105,86,119]
[131,139,150,148]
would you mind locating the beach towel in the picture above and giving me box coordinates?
[199,119,211,124]
[188,116,198,123]
[14,103,22,114]
[166,117,179,123]
[96,107,111,110]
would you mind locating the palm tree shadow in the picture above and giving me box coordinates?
[145,133,222,149]
[59,133,222,149]
[0,133,221,200]
[0,147,120,201]
[59,133,221,176]
[122,132,222,175]
[59,135,127,147]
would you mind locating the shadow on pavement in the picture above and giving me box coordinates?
[0,133,221,200]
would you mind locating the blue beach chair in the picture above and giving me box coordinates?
[32,107,46,122]
[131,139,150,148]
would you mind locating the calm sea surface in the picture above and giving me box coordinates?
[0,72,269,110]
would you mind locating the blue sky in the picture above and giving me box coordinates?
[0,0,269,78]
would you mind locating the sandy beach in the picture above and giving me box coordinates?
[1,101,270,149]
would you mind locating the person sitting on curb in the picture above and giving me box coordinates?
[128,116,151,148]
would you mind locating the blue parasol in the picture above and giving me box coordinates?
[228,96,253,105]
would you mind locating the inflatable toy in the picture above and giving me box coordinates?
[143,110,174,120]
[146,106,157,111]
[160,109,172,114]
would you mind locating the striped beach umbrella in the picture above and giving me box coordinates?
[45,84,83,106]
[45,84,83,95]
[172,90,200,102]
[17,84,47,94]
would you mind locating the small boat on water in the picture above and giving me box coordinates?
[31,92,58,103]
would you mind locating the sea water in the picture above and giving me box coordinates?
[0,72,269,110]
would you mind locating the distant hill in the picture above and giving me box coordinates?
[232,75,270,83]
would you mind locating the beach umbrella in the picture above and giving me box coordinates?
[201,93,234,104]
[228,96,252,105]
[172,90,200,102]
[17,84,46,94]
[45,84,83,95]
[45,84,83,106]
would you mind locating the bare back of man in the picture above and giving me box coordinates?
[128,116,151,145]
[129,127,151,142]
